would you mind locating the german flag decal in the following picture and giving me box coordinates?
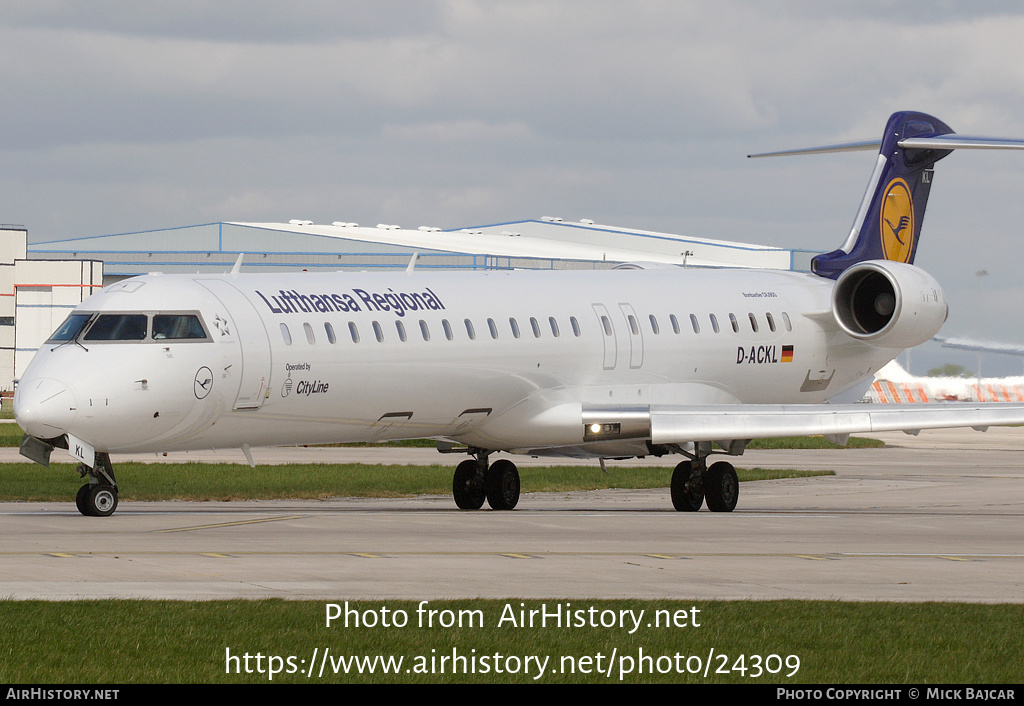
[735,344,795,365]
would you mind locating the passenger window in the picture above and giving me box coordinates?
[419,320,430,341]
[670,314,680,334]
[729,313,739,333]
[570,316,581,337]
[303,322,315,344]
[690,314,700,334]
[509,318,521,339]
[748,313,758,333]
[782,312,793,332]
[766,313,777,333]
[487,318,498,339]
[325,322,337,344]
[530,317,541,338]
[280,323,292,345]
[601,315,613,336]
[628,315,639,336]
[396,321,407,342]
[443,319,453,341]
[373,321,384,342]
[83,314,148,341]
[465,319,476,340]
[348,322,360,343]
[709,314,720,334]
[549,317,559,337]
[152,314,207,340]
[649,314,660,335]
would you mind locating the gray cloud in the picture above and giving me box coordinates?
[0,1,443,42]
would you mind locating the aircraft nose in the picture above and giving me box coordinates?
[14,377,77,440]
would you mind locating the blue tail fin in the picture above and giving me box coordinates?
[749,111,1024,279]
[811,111,953,278]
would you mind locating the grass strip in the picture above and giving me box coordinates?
[0,599,1019,683]
[0,462,832,501]
[748,435,885,449]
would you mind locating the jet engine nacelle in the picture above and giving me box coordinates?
[831,260,947,349]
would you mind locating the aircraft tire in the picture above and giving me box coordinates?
[670,461,704,511]
[704,462,738,512]
[453,459,486,510]
[485,459,520,511]
[75,484,92,516]
[86,484,118,517]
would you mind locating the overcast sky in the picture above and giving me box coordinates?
[3,1,1024,372]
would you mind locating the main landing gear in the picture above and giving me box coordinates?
[447,445,738,512]
[670,456,738,513]
[452,452,520,510]
[75,452,118,517]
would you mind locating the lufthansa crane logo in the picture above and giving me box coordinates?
[879,177,915,263]
[194,367,213,399]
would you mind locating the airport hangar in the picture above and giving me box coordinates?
[2,218,813,391]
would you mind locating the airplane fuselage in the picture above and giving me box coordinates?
[15,266,891,458]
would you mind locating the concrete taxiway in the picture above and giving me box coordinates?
[1,427,1022,602]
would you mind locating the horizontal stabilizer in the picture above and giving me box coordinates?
[749,133,1024,159]
[898,134,1024,150]
[748,139,881,158]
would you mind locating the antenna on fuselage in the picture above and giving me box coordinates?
[406,252,419,276]
[231,253,245,277]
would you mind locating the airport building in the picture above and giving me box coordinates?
[6,218,812,390]
[0,226,103,389]
[27,218,811,279]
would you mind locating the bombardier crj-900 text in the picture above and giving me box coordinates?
[15,111,1024,516]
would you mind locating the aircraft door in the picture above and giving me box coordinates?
[196,279,272,410]
[592,304,618,370]
[618,303,644,369]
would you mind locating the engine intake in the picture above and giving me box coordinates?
[832,260,947,349]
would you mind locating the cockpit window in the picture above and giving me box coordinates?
[153,314,207,340]
[83,314,148,341]
[46,311,211,344]
[48,313,93,342]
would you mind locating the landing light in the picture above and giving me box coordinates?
[584,422,621,439]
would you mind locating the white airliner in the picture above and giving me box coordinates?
[15,111,1024,516]
[871,360,1024,403]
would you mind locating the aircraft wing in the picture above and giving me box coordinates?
[646,403,1024,444]
[934,336,1024,357]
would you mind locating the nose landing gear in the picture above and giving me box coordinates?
[75,452,118,517]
